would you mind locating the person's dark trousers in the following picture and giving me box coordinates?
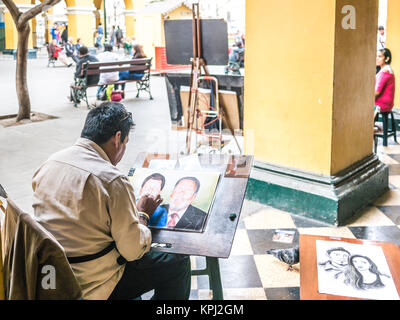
[108,250,191,300]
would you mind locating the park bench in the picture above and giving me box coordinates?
[70,58,153,108]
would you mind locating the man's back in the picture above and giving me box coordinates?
[97,51,120,85]
[75,54,100,85]
[32,138,151,299]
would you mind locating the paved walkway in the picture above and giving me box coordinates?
[1,54,400,301]
[0,54,185,212]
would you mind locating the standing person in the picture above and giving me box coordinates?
[32,102,191,300]
[97,22,104,43]
[50,23,58,41]
[115,44,146,97]
[375,48,395,119]
[110,26,116,47]
[115,26,123,49]
[61,25,68,45]
[96,44,120,99]
[56,24,61,44]
[377,26,386,50]
[94,31,103,50]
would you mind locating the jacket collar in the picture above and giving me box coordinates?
[74,138,112,164]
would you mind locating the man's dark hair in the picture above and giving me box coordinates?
[81,102,134,145]
[79,45,88,56]
[327,247,350,256]
[174,177,200,194]
[104,43,113,52]
[378,26,385,30]
[141,173,166,190]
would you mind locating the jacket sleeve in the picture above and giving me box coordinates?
[107,176,152,262]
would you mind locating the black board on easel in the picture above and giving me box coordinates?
[164,19,229,66]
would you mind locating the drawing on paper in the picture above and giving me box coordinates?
[129,168,220,232]
[316,240,400,300]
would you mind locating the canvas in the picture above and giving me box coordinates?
[316,240,400,300]
[129,168,221,233]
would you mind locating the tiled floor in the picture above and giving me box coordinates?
[184,141,400,300]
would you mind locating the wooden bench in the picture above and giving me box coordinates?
[70,58,153,108]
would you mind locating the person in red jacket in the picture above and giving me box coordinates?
[375,48,395,118]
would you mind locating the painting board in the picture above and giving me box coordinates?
[164,19,229,66]
[129,168,220,233]
[130,153,254,258]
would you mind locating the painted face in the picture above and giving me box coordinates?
[352,257,370,272]
[169,180,197,212]
[329,250,349,267]
[140,179,162,198]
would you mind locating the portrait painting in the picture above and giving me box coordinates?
[316,240,400,300]
[129,168,221,233]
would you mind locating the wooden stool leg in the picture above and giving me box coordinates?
[206,257,224,300]
[383,113,389,147]
[391,112,398,143]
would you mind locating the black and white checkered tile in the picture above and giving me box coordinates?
[188,142,400,300]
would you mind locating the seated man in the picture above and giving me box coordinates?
[75,45,99,86]
[96,44,120,100]
[32,102,191,300]
[65,36,79,64]
[70,45,100,105]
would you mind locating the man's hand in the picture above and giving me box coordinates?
[136,194,162,217]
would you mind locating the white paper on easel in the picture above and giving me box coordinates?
[148,159,177,170]
[316,240,400,300]
[178,154,202,171]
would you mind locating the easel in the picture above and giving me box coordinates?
[185,4,242,155]
[185,3,210,155]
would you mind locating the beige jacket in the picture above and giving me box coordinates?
[32,138,152,300]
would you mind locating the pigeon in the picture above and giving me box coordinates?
[266,245,300,271]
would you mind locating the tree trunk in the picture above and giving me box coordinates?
[15,23,31,121]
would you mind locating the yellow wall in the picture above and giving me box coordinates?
[386,0,400,109]
[245,0,378,175]
[4,0,34,50]
[65,0,95,47]
[244,0,336,175]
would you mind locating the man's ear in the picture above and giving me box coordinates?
[113,131,122,147]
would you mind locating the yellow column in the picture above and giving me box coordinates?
[44,8,54,44]
[65,0,96,47]
[244,0,378,176]
[2,0,34,50]
[386,0,400,109]
[124,0,145,38]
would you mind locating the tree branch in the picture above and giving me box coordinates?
[18,0,62,27]
[2,0,22,25]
